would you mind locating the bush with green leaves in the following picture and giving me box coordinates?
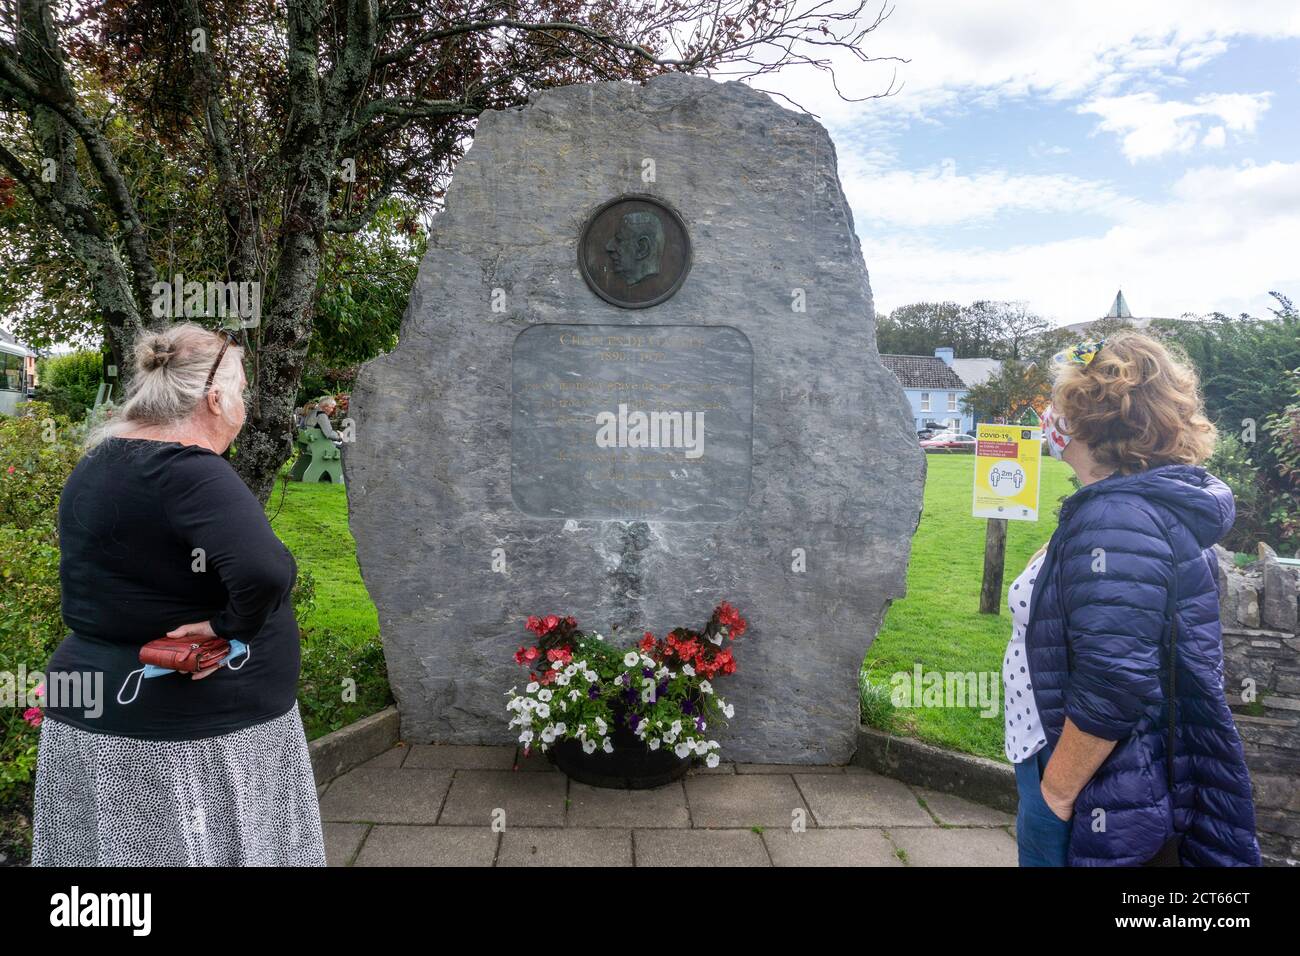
[35,350,103,422]
[0,404,81,861]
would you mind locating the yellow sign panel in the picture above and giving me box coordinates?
[972,423,1043,521]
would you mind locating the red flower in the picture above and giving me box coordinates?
[639,631,656,653]
[542,614,560,634]
[23,707,42,728]
[716,602,747,638]
[546,646,572,665]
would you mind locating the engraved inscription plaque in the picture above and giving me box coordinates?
[578,195,691,309]
[512,324,753,521]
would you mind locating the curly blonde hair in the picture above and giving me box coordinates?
[1051,331,1215,475]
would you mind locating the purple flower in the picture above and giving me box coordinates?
[588,685,600,700]
[695,716,705,732]
[642,667,654,679]
[657,681,668,697]
[628,714,641,731]
[681,699,694,715]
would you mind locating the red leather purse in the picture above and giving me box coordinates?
[139,634,231,673]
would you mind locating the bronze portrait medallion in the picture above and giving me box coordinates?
[578,195,691,309]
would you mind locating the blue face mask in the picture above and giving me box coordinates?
[116,639,251,705]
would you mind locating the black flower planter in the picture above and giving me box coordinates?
[545,703,692,790]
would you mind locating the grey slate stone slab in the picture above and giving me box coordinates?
[684,774,809,828]
[437,769,567,827]
[889,826,1019,867]
[795,771,933,827]
[346,72,924,765]
[913,788,1017,827]
[499,828,633,867]
[405,744,516,770]
[318,767,452,824]
[762,828,903,867]
[634,828,771,867]
[323,822,369,867]
[565,781,691,828]
[353,825,499,867]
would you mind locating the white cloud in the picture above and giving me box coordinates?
[861,161,1300,324]
[843,158,1126,228]
[743,1,1300,128]
[1079,91,1271,161]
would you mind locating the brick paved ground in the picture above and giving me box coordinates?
[320,743,1019,866]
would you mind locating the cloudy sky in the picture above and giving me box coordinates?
[755,1,1300,327]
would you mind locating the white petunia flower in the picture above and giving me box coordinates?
[554,722,566,735]
[569,690,580,702]
[623,652,639,667]
[538,688,553,702]
[647,738,661,750]
[670,720,682,735]
[583,738,597,754]
[519,729,534,743]
[555,674,570,686]
[526,682,540,693]
[594,717,607,736]
[536,703,550,719]
[700,681,714,695]
[682,664,695,676]
[584,671,598,682]
[722,703,734,719]
[602,738,614,754]
[706,753,720,768]
[674,742,691,758]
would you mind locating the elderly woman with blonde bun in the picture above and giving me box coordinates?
[1008,331,1259,866]
[33,322,325,866]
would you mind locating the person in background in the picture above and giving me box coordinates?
[32,322,326,866]
[306,395,343,444]
[1009,332,1259,867]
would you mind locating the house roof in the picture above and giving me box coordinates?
[950,357,1001,388]
[880,353,967,390]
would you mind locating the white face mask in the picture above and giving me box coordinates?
[1042,404,1071,461]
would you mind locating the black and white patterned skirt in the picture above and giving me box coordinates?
[31,703,326,866]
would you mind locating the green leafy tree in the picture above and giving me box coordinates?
[35,349,102,419]
[1,0,899,500]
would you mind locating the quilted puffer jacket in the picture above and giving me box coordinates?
[1024,464,1260,866]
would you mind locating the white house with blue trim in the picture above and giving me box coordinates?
[881,346,985,435]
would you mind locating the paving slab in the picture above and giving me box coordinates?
[685,774,810,828]
[914,788,1016,827]
[353,825,499,866]
[324,822,369,867]
[795,771,933,827]
[736,764,846,774]
[353,745,408,770]
[512,749,560,772]
[438,769,567,827]
[634,828,771,867]
[762,828,903,867]
[405,744,516,770]
[890,826,1019,866]
[566,781,691,828]
[499,828,633,867]
[687,761,735,774]
[318,767,452,824]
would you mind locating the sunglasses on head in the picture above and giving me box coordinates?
[203,326,243,397]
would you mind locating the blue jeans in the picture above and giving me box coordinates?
[1015,741,1071,866]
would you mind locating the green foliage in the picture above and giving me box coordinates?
[1206,432,1278,552]
[36,350,104,421]
[877,300,1053,360]
[297,634,392,741]
[962,357,1052,424]
[1262,369,1300,547]
[0,404,81,861]
[1161,294,1300,550]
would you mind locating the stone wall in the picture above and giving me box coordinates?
[1214,543,1300,866]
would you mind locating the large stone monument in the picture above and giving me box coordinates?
[347,73,924,763]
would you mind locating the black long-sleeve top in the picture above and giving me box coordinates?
[44,436,300,740]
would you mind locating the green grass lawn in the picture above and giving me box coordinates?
[862,454,1076,762]
[264,481,379,647]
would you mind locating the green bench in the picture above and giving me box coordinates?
[290,426,343,483]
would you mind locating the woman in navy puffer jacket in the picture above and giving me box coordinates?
[1013,332,1259,867]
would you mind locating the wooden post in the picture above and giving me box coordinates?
[979,517,1008,614]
